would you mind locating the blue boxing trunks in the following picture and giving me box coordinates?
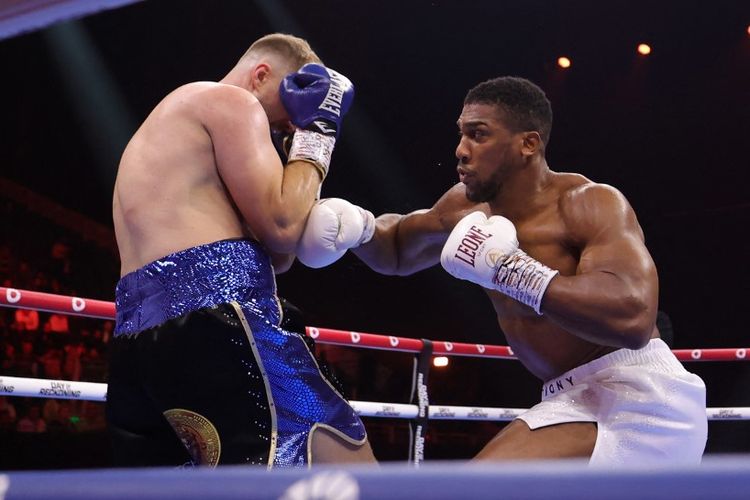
[106,239,367,468]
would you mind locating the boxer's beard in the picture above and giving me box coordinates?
[466,177,502,203]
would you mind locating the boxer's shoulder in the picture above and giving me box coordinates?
[433,183,489,229]
[154,83,261,123]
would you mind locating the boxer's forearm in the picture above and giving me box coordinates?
[352,214,402,274]
[354,211,440,276]
[541,271,658,349]
[262,162,322,253]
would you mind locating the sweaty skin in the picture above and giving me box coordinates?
[353,102,659,459]
[112,54,376,464]
[113,79,315,277]
[355,103,658,381]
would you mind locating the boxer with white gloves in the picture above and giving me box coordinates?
[297,198,375,268]
[347,76,706,465]
[440,211,558,314]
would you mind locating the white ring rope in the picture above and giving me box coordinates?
[2,376,748,422]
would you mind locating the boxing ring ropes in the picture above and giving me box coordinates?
[1,285,750,500]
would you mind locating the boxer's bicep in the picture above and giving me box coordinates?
[206,88,316,251]
[567,184,658,309]
[543,184,658,347]
[207,88,283,220]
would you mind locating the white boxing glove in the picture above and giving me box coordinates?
[297,198,375,268]
[440,211,558,314]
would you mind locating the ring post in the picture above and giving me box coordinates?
[408,339,433,467]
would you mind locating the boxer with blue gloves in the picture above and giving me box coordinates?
[108,33,376,468]
[281,63,354,181]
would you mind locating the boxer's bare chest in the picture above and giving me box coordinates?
[481,193,610,379]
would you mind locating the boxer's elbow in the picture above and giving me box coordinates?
[612,295,655,349]
[619,326,652,350]
[262,224,303,255]
[352,244,399,275]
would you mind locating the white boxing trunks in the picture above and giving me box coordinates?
[517,338,707,466]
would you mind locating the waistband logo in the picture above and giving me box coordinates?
[542,375,574,398]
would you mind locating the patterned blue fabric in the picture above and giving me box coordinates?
[115,239,280,335]
[114,239,366,466]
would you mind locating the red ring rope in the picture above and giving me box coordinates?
[0,286,746,361]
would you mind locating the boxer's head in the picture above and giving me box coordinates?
[233,34,322,131]
[456,77,552,203]
[464,77,552,146]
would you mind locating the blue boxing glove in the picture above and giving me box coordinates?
[279,64,354,180]
[281,63,354,136]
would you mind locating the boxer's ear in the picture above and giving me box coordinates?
[251,62,271,89]
[520,131,542,157]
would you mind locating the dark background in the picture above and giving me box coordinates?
[1,0,749,462]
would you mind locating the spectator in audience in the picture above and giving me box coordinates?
[16,405,46,433]
[81,345,106,382]
[44,313,70,335]
[42,398,60,424]
[100,321,114,344]
[63,342,85,381]
[78,402,107,432]
[14,261,33,289]
[0,408,16,432]
[13,340,38,377]
[39,346,63,379]
[48,240,73,278]
[1,344,15,374]
[47,401,77,433]
[0,396,17,422]
[30,270,49,292]
[13,308,40,332]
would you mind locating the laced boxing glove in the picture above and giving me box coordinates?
[279,63,354,181]
[440,211,558,314]
[297,198,375,268]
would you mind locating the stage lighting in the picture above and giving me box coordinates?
[433,356,449,368]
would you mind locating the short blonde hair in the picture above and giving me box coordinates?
[242,33,322,70]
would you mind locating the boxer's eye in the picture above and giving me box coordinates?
[470,130,487,141]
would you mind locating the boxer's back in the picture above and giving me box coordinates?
[113,83,250,276]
